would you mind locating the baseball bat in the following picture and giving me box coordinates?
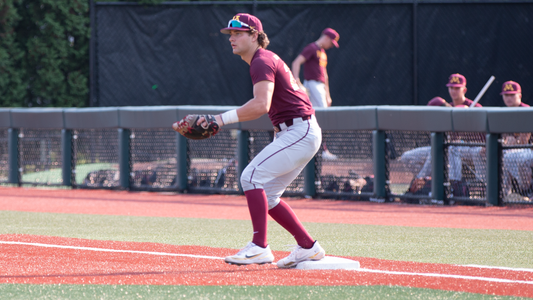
[469,75,495,108]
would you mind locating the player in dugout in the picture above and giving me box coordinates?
[400,74,485,198]
[500,81,533,202]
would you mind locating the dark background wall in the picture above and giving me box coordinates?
[92,2,533,107]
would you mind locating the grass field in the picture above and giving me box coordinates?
[0,187,532,299]
[0,284,526,300]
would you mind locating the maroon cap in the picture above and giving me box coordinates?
[500,81,521,95]
[322,28,339,48]
[446,73,467,87]
[427,97,450,107]
[220,13,263,34]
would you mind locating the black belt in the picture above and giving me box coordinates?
[274,115,312,132]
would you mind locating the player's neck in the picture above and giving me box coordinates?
[452,96,465,106]
[242,45,261,65]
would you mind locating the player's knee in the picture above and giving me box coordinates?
[240,167,262,191]
[240,179,254,191]
[267,197,281,210]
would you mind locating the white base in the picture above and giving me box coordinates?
[294,256,360,270]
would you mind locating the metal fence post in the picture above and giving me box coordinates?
[373,130,387,198]
[175,132,188,190]
[303,156,316,197]
[118,128,131,189]
[486,133,500,206]
[61,129,73,187]
[8,128,19,185]
[237,130,249,194]
[431,132,444,201]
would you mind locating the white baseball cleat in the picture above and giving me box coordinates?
[276,241,326,269]
[224,242,274,265]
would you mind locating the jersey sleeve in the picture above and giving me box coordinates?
[300,44,315,61]
[250,56,276,85]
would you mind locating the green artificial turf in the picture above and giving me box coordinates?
[1,210,532,268]
[0,284,529,300]
[20,163,116,185]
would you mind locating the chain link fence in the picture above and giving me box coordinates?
[2,125,533,206]
[444,132,487,204]
[19,129,63,186]
[188,130,240,194]
[0,130,8,183]
[387,131,432,203]
[130,128,178,191]
[500,137,533,204]
[317,130,374,200]
[73,128,120,188]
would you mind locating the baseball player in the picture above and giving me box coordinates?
[291,28,339,108]
[291,28,340,160]
[208,13,325,268]
[444,73,486,188]
[500,81,533,201]
[400,75,485,197]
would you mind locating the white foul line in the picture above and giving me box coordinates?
[461,264,533,273]
[355,268,533,285]
[1,240,532,285]
[0,241,223,260]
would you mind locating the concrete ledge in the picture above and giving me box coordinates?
[487,107,533,133]
[315,106,377,131]
[377,106,453,132]
[452,108,487,132]
[0,109,11,128]
[64,107,119,129]
[119,106,180,129]
[11,108,64,129]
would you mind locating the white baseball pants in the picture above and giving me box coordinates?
[303,80,327,108]
[502,149,533,195]
[240,116,322,209]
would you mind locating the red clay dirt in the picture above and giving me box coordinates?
[1,234,532,298]
[1,187,532,297]
[0,187,531,230]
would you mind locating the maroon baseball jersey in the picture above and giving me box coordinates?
[300,43,327,83]
[520,102,530,107]
[452,98,482,107]
[250,48,315,126]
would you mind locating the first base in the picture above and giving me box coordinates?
[295,256,360,270]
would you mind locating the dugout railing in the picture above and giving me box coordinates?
[1,106,532,206]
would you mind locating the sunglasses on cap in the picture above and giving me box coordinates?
[227,19,251,29]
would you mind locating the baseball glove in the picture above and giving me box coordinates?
[173,114,220,140]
